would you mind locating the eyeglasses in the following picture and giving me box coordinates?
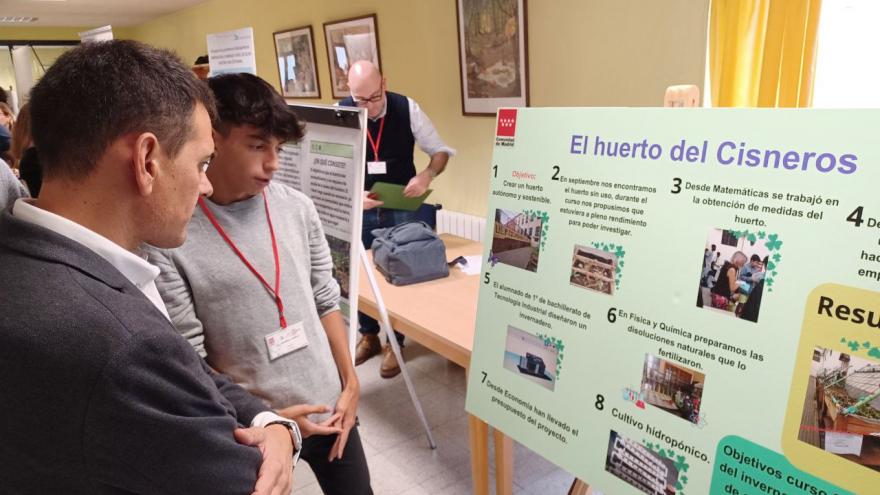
[351,89,383,106]
[200,153,215,173]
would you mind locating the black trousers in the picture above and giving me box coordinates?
[300,425,372,495]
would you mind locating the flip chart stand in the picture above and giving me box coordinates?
[359,244,437,449]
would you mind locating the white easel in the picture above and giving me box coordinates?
[359,244,436,449]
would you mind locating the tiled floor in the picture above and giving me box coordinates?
[292,342,577,494]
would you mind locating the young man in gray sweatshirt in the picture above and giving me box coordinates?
[147,73,371,495]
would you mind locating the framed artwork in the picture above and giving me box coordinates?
[273,25,321,98]
[455,0,529,115]
[323,14,381,99]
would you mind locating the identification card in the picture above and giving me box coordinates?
[265,321,309,360]
[367,161,387,175]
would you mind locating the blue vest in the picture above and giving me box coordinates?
[340,91,416,190]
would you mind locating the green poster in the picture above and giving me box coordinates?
[465,108,880,494]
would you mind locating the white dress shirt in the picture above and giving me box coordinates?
[373,97,457,158]
[338,95,457,158]
[11,198,302,457]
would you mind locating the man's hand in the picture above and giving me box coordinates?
[234,424,294,495]
[363,190,384,210]
[327,384,359,461]
[277,403,343,438]
[403,171,432,198]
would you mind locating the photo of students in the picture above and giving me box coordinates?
[697,228,769,323]
[640,354,705,425]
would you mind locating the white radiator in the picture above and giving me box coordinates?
[436,210,487,242]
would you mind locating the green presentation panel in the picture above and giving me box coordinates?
[465,108,879,494]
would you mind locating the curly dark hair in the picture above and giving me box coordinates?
[29,40,216,180]
[207,73,304,143]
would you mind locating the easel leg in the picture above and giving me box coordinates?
[469,414,490,495]
[494,428,513,495]
[359,245,436,449]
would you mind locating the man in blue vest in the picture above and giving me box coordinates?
[340,61,455,378]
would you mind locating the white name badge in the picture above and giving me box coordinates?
[265,321,309,361]
[367,161,387,175]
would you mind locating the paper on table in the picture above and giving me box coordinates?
[457,255,483,276]
[824,432,863,456]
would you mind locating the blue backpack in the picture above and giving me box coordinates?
[371,221,449,286]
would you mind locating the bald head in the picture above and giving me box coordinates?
[348,60,382,88]
[347,60,387,118]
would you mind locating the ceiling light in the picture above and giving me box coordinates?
[0,16,39,23]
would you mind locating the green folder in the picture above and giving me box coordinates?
[369,182,432,211]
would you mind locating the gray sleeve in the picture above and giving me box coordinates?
[306,201,341,316]
[145,246,208,358]
[0,160,27,210]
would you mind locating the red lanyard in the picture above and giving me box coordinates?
[198,192,287,328]
[366,117,385,161]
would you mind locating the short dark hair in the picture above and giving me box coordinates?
[750,254,762,263]
[29,40,216,180]
[0,88,7,104]
[207,73,304,142]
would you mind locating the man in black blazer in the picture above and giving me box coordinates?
[0,41,306,494]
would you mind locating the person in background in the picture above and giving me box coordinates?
[700,243,716,286]
[10,103,42,195]
[0,102,12,164]
[739,254,763,283]
[710,251,747,310]
[0,157,27,209]
[0,40,302,494]
[0,102,14,131]
[192,55,210,80]
[147,73,371,495]
[341,60,456,378]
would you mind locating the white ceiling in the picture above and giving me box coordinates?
[0,0,209,27]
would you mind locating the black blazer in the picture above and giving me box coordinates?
[0,211,267,494]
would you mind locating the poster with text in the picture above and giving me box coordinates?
[207,27,257,76]
[466,108,880,495]
[276,104,366,353]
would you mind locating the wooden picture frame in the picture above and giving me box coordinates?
[323,14,381,99]
[273,25,321,99]
[455,0,529,115]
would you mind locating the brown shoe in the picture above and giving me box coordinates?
[355,334,381,366]
[379,345,402,379]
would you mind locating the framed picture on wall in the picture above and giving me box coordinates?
[323,14,381,99]
[273,25,321,99]
[455,0,529,115]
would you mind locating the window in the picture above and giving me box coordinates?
[813,0,880,107]
[0,41,77,110]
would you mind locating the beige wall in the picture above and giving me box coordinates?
[103,0,707,216]
[0,26,86,40]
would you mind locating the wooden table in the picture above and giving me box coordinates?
[358,234,513,495]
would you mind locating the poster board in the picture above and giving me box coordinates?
[465,107,879,494]
[207,27,257,76]
[276,104,366,353]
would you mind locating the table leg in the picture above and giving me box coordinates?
[568,479,590,495]
[468,414,490,495]
[493,428,514,495]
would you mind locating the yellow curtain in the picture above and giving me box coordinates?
[709,0,822,107]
